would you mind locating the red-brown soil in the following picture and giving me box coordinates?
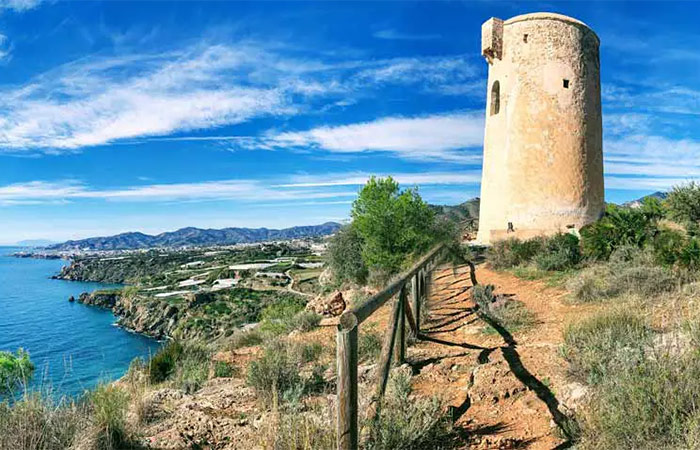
[407,263,599,449]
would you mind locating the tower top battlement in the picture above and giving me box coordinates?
[481,13,599,63]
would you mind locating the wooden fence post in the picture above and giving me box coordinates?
[425,265,432,305]
[376,296,402,399]
[411,274,420,333]
[337,319,358,450]
[395,287,406,364]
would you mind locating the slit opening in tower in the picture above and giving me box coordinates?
[490,81,500,115]
[523,34,528,43]
[563,79,570,88]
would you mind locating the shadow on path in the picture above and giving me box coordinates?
[479,312,579,444]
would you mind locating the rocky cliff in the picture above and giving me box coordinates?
[74,289,249,341]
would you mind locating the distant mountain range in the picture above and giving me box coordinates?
[47,222,342,251]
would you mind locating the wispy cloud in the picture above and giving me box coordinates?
[0,34,11,62]
[0,0,41,12]
[0,179,360,205]
[603,132,700,191]
[603,82,700,117]
[355,55,480,91]
[0,41,482,153]
[255,112,484,163]
[275,170,481,188]
[372,29,441,41]
[0,170,483,206]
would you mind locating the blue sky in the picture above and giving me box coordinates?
[1,0,700,244]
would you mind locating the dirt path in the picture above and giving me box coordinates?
[285,269,312,298]
[408,263,598,449]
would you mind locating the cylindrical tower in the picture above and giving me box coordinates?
[476,12,604,244]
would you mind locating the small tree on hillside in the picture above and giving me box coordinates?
[326,224,368,285]
[666,182,700,224]
[351,176,438,277]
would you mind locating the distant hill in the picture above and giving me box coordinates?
[623,191,668,208]
[48,222,342,251]
[15,239,57,247]
[432,198,480,229]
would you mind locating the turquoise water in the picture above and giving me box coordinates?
[0,247,160,399]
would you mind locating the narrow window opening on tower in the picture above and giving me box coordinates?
[523,34,528,43]
[563,79,570,88]
[490,81,500,115]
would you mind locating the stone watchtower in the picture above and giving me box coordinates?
[476,13,604,244]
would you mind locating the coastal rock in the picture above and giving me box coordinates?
[306,291,346,317]
[68,295,75,302]
[77,291,120,309]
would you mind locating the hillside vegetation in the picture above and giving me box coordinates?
[485,182,700,449]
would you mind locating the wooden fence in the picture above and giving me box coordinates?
[335,244,445,450]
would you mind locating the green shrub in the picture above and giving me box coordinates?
[148,340,183,384]
[665,181,700,224]
[471,284,496,308]
[148,341,211,392]
[259,296,306,323]
[580,205,656,260]
[260,405,336,449]
[88,384,130,449]
[472,284,535,332]
[0,349,34,393]
[534,233,581,271]
[567,268,616,303]
[488,234,579,272]
[561,310,651,384]
[0,394,86,450]
[246,339,324,405]
[258,297,311,336]
[171,343,211,393]
[679,238,700,271]
[228,328,264,349]
[121,285,139,299]
[582,352,700,449]
[365,370,452,449]
[652,228,687,266]
[488,237,545,269]
[326,225,368,285]
[290,311,322,332]
[569,252,677,303]
[358,327,383,363]
[213,361,237,378]
[294,342,324,364]
[613,265,677,296]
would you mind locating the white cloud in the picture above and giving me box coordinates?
[259,112,485,162]
[604,176,692,191]
[0,45,294,151]
[355,55,480,91]
[0,170,482,206]
[602,133,700,191]
[603,82,700,116]
[372,29,441,41]
[603,113,651,137]
[0,179,360,205]
[276,171,481,188]
[0,0,41,11]
[0,43,483,153]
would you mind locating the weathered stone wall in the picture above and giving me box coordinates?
[477,13,604,244]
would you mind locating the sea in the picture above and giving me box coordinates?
[0,246,160,399]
